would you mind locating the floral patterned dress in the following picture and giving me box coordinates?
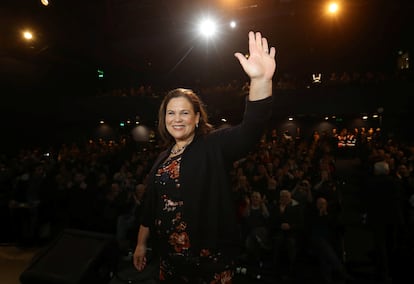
[154,154,233,283]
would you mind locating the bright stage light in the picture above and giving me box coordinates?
[325,1,340,16]
[22,31,33,40]
[198,18,218,39]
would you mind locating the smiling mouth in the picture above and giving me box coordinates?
[172,125,185,129]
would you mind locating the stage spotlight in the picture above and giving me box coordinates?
[198,18,218,39]
[22,31,34,41]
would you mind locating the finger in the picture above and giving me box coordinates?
[234,52,248,65]
[133,257,139,270]
[255,32,263,50]
[248,31,256,53]
[262,37,269,53]
[138,262,146,271]
[134,256,145,271]
[134,257,140,270]
[269,46,276,58]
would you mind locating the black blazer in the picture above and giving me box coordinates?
[142,97,273,257]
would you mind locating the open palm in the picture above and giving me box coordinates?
[235,31,276,81]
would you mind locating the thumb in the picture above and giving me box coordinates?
[234,52,247,65]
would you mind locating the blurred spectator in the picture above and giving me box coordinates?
[269,189,305,279]
[306,197,349,284]
[240,191,271,263]
[363,160,405,282]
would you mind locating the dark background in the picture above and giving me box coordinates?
[1,0,413,152]
[1,0,413,92]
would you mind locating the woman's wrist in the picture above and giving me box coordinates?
[249,78,272,101]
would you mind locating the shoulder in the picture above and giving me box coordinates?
[150,149,170,169]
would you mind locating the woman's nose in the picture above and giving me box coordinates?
[174,114,183,122]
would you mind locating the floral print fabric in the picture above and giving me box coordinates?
[154,154,233,283]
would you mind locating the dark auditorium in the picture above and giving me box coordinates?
[1,1,413,284]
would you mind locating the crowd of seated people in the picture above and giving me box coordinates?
[96,69,412,99]
[1,138,158,249]
[229,129,346,282]
[1,123,414,283]
[229,128,414,282]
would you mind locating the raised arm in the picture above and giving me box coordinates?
[234,31,276,101]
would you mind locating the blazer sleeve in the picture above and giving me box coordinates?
[214,96,273,162]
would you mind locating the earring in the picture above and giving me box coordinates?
[196,123,199,128]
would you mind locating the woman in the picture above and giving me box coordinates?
[133,31,276,283]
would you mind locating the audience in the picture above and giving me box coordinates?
[2,105,414,283]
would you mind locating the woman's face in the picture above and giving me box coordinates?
[165,97,200,143]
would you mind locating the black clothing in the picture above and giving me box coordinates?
[141,97,273,280]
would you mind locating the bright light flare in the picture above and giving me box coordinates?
[41,0,49,6]
[198,18,218,39]
[326,2,340,15]
[22,31,33,40]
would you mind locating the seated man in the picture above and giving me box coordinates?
[269,189,304,279]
